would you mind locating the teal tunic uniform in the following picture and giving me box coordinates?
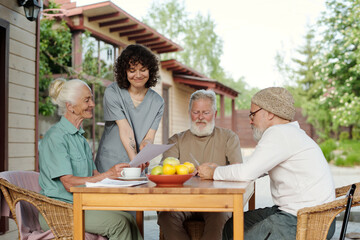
[39,116,95,203]
[95,82,164,172]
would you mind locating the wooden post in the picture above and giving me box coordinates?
[220,95,225,120]
[231,99,237,133]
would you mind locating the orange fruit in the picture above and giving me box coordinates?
[183,162,195,173]
[163,164,176,175]
[175,164,190,175]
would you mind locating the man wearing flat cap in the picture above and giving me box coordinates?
[198,87,335,240]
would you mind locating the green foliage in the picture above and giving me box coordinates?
[39,16,72,116]
[335,157,346,166]
[143,0,257,112]
[81,31,114,80]
[39,1,73,116]
[339,131,350,141]
[143,0,224,79]
[319,138,337,162]
[276,0,360,140]
[353,127,360,140]
[313,0,360,132]
[39,8,111,117]
[345,153,360,166]
[335,153,360,167]
[330,139,360,166]
[39,96,56,116]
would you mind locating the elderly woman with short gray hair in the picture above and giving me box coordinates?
[38,78,143,240]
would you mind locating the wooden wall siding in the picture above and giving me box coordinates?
[8,113,35,129]
[9,68,35,88]
[9,54,35,74]
[169,83,194,137]
[9,128,35,142]
[0,0,37,171]
[8,157,35,171]
[9,24,36,46]
[9,99,35,115]
[10,38,36,61]
[9,83,35,101]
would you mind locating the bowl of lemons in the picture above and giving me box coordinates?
[147,157,195,187]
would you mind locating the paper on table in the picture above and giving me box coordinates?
[129,143,174,167]
[85,178,148,187]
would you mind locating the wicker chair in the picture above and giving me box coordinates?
[296,182,360,240]
[0,171,106,240]
[159,182,360,240]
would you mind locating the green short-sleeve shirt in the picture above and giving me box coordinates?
[39,117,96,203]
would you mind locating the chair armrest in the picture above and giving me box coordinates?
[0,179,73,239]
[336,182,360,198]
[296,195,360,240]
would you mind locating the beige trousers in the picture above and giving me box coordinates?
[157,211,232,240]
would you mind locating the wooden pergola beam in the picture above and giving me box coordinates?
[99,18,129,27]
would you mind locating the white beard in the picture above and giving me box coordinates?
[251,125,265,142]
[190,119,215,137]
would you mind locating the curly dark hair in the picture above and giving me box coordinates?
[114,44,160,89]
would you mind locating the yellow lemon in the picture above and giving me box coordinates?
[163,157,180,166]
[150,165,163,175]
[183,162,195,173]
[163,164,176,175]
[175,164,190,175]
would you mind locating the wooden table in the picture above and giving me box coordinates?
[70,176,255,240]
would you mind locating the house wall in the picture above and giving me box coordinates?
[0,0,37,171]
[157,68,195,142]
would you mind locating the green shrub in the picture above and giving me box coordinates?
[345,153,360,166]
[353,128,360,140]
[339,131,350,141]
[335,157,346,166]
[320,139,337,162]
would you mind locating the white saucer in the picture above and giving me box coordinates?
[118,176,147,181]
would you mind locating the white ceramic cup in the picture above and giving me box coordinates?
[120,167,141,178]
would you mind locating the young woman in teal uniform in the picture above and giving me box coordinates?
[95,44,164,172]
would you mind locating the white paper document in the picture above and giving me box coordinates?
[85,178,148,187]
[129,143,174,167]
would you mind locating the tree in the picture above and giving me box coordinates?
[274,26,335,139]
[292,28,319,99]
[143,0,224,80]
[143,0,257,111]
[312,0,360,138]
[277,0,360,140]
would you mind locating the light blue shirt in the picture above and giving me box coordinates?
[95,83,164,172]
[39,117,96,203]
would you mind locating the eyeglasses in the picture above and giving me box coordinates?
[249,108,263,121]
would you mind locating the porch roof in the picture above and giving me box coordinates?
[52,0,183,54]
[161,59,239,99]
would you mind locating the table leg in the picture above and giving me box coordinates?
[136,211,144,237]
[73,193,84,240]
[233,194,244,240]
[249,182,256,210]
